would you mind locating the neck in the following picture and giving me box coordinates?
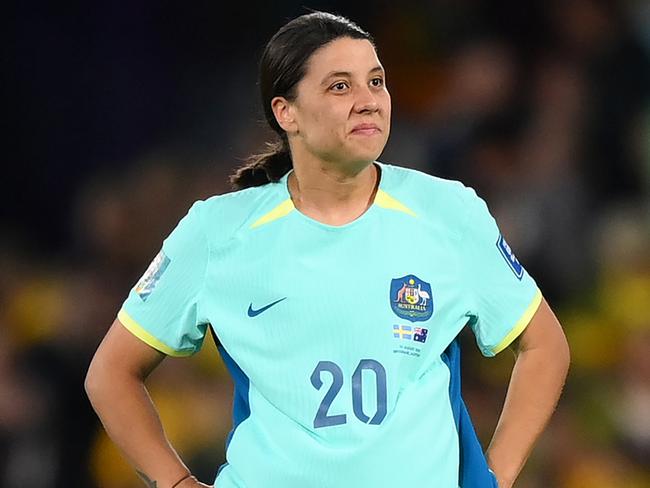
[288,154,379,226]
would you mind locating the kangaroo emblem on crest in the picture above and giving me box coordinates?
[395,282,407,302]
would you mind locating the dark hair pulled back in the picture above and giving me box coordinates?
[230,11,373,190]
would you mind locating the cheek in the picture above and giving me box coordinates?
[309,107,347,140]
[381,91,392,117]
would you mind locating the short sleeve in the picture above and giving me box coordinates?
[460,188,542,357]
[118,200,209,356]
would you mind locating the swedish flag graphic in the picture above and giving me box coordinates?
[393,324,413,340]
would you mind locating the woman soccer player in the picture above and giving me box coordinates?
[85,12,570,488]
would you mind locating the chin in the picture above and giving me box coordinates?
[322,140,386,167]
[350,145,385,164]
[352,135,388,160]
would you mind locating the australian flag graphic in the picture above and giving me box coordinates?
[413,327,428,343]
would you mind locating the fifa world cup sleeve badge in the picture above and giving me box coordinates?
[496,235,524,280]
[135,250,171,301]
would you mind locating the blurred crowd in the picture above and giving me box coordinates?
[2,1,649,487]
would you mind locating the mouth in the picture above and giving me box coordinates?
[350,123,381,136]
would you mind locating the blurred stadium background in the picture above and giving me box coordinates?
[2,0,649,486]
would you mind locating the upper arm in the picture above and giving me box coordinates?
[86,318,166,386]
[511,298,570,359]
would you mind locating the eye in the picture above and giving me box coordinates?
[330,81,349,92]
[370,77,384,87]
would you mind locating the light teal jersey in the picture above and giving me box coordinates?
[119,162,542,488]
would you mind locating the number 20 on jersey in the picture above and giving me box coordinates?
[310,359,388,428]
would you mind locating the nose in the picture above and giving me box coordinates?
[353,85,379,114]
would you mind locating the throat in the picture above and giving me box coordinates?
[297,204,371,226]
[288,163,380,226]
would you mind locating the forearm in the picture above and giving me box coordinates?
[85,368,191,487]
[486,346,569,487]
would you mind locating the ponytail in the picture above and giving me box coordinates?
[230,139,293,190]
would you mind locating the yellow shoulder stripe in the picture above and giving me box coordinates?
[117,309,194,357]
[251,190,415,227]
[374,189,417,217]
[250,198,295,229]
[491,289,543,355]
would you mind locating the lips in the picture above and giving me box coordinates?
[351,123,380,135]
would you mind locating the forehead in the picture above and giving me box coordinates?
[303,37,382,80]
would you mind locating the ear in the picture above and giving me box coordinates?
[271,96,298,134]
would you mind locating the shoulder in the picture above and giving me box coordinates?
[377,162,478,221]
[190,181,288,244]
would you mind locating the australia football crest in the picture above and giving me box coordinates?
[390,274,433,322]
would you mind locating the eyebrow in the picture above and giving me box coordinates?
[320,66,385,85]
